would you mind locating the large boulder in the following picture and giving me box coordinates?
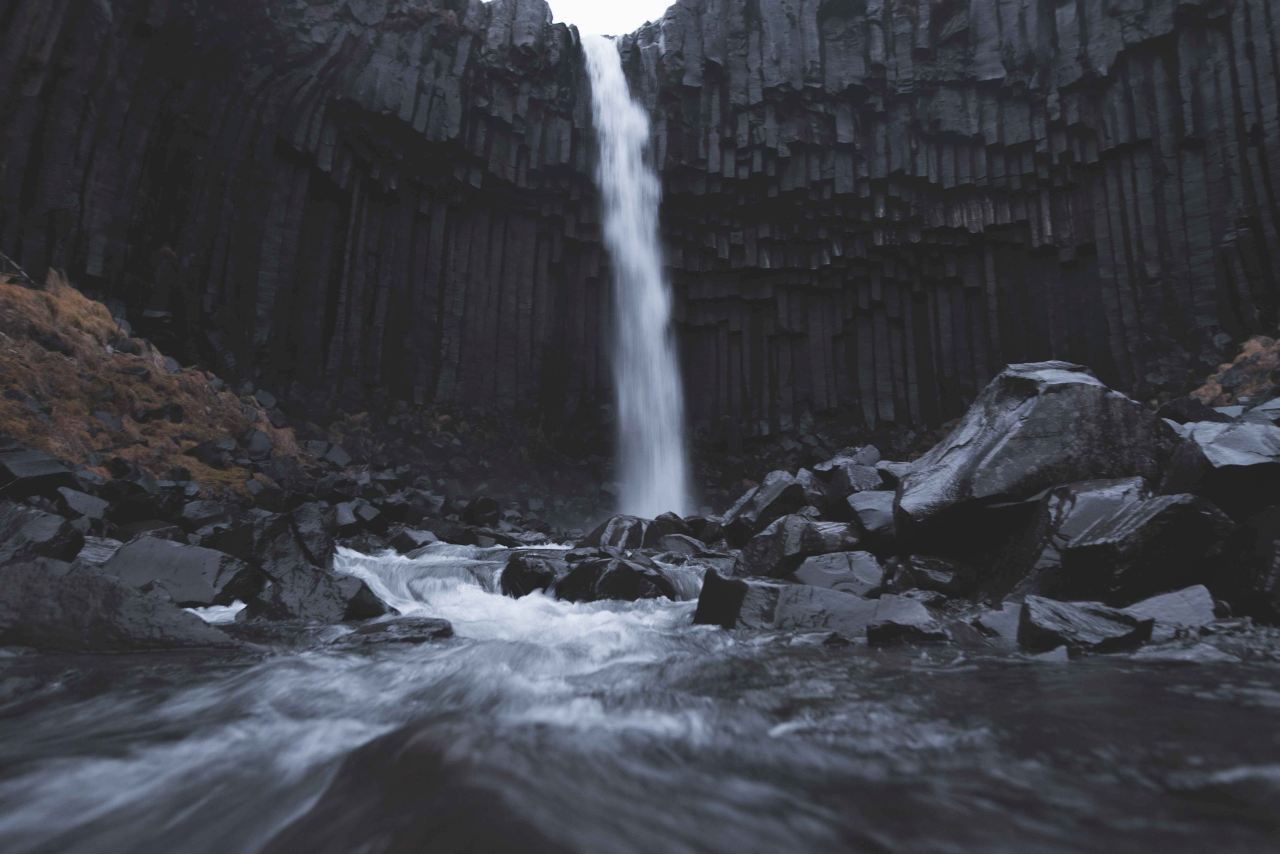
[740,515,861,578]
[995,478,1153,599]
[0,559,235,651]
[847,491,896,549]
[553,556,677,603]
[695,573,878,639]
[793,551,885,597]
[897,362,1177,544]
[1018,596,1154,654]
[1162,421,1280,517]
[0,502,84,564]
[1058,494,1234,604]
[500,552,569,598]
[102,536,259,606]
[580,515,648,549]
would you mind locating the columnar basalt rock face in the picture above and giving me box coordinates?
[2,0,1278,437]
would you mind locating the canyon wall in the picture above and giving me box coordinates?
[2,0,1278,438]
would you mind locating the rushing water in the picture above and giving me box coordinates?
[583,35,692,519]
[0,544,1278,853]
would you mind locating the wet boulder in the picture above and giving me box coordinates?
[722,471,806,539]
[741,515,861,578]
[250,566,387,623]
[866,595,949,646]
[462,497,500,528]
[553,556,677,603]
[0,559,235,651]
[500,552,569,598]
[1162,421,1280,517]
[1122,586,1217,642]
[817,459,883,503]
[897,362,1177,545]
[1059,494,1234,604]
[1018,596,1154,654]
[793,551,885,597]
[581,514,648,549]
[292,502,337,565]
[997,478,1153,600]
[103,536,259,606]
[693,570,782,630]
[54,488,109,526]
[847,491,896,548]
[772,585,879,638]
[0,502,85,564]
[971,602,1023,646]
[390,528,438,555]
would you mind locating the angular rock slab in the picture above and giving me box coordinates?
[1163,421,1280,516]
[1123,586,1217,642]
[0,502,84,564]
[0,559,235,652]
[866,595,949,646]
[898,362,1176,536]
[693,570,878,640]
[1018,596,1154,654]
[104,536,259,607]
[794,551,885,597]
[741,515,861,578]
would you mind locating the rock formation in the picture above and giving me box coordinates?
[2,0,1278,437]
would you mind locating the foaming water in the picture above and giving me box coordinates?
[583,34,692,518]
[0,547,1278,853]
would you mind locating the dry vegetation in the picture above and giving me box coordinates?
[0,271,300,493]
[1192,336,1280,406]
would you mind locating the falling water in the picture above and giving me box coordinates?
[583,35,692,519]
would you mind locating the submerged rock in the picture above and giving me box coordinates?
[1018,596,1154,654]
[0,559,235,651]
[330,618,454,648]
[500,552,569,598]
[898,362,1176,543]
[553,556,677,603]
[740,515,861,578]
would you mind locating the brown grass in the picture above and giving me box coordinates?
[1192,336,1280,406]
[0,271,301,495]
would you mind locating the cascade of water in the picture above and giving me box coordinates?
[582,34,692,519]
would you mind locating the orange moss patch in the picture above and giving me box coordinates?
[0,272,301,494]
[1192,336,1280,406]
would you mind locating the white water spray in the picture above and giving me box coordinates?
[583,34,692,518]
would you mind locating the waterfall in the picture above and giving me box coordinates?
[582,34,692,519]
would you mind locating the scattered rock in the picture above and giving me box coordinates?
[0,502,85,564]
[1018,596,1154,654]
[0,445,76,497]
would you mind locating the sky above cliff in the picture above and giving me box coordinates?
[546,0,671,35]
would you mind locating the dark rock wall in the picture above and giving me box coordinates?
[2,0,1278,437]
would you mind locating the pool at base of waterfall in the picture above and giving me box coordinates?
[1,543,1278,853]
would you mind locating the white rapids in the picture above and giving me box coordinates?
[582,34,693,519]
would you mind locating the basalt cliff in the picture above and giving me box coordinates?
[2,0,1278,438]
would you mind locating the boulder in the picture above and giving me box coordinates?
[1122,585,1217,642]
[553,556,677,603]
[971,602,1023,645]
[500,552,569,598]
[0,446,75,497]
[793,551,885,597]
[180,500,232,531]
[1018,596,1154,653]
[1059,494,1235,603]
[0,502,85,564]
[462,497,500,528]
[1242,397,1280,425]
[866,595,949,646]
[884,555,977,597]
[250,566,387,623]
[390,528,438,554]
[1162,421,1280,517]
[997,478,1152,599]
[1156,396,1233,425]
[772,585,880,638]
[847,491,896,547]
[292,502,337,565]
[580,514,648,549]
[740,515,861,578]
[693,569,760,629]
[655,533,707,557]
[819,460,883,502]
[722,470,806,537]
[103,536,259,606]
[76,536,123,565]
[897,362,1177,543]
[54,487,109,523]
[641,512,694,547]
[0,559,235,651]
[330,618,454,648]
